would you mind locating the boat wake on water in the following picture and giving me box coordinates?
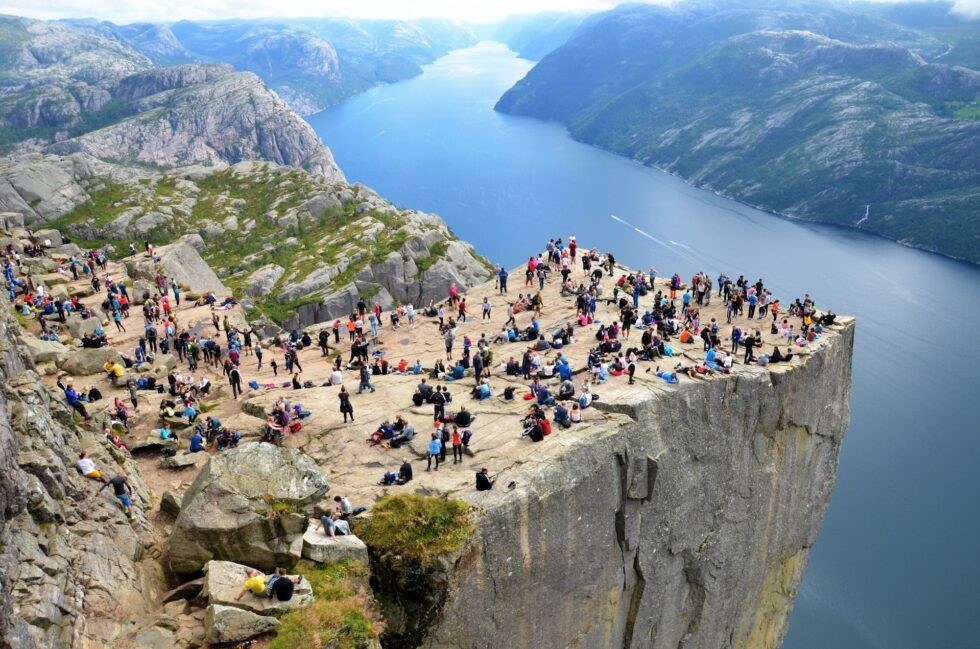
[609,213,706,267]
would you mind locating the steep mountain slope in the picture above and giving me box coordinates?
[166,18,476,115]
[0,15,153,143]
[0,17,344,181]
[475,12,587,60]
[0,153,489,328]
[496,1,980,263]
[46,64,343,179]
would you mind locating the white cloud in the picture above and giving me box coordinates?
[0,0,974,24]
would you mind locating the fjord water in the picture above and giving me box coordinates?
[308,41,980,649]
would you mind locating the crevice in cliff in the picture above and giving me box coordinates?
[677,551,707,649]
[622,552,646,649]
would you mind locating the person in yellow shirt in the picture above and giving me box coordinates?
[234,569,267,601]
[104,360,125,386]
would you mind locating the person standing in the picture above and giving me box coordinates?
[432,386,446,423]
[427,433,442,471]
[229,366,243,400]
[451,426,463,464]
[482,297,492,320]
[743,333,757,364]
[357,365,375,394]
[255,344,264,370]
[498,267,508,294]
[444,327,455,361]
[339,385,354,422]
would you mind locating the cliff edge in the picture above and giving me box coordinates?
[419,318,854,649]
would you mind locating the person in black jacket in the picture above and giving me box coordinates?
[476,467,495,491]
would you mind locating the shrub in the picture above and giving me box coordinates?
[356,494,473,562]
[268,560,381,649]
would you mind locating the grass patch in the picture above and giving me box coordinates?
[356,494,473,562]
[268,560,381,649]
[415,239,449,273]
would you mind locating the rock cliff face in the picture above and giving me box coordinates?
[411,319,855,649]
[0,304,161,648]
[0,154,491,330]
[46,64,344,181]
[495,2,980,263]
[0,18,344,182]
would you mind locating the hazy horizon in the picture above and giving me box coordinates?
[1,0,978,26]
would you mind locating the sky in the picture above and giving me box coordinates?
[0,0,977,23]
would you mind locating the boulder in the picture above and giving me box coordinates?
[169,443,330,575]
[205,604,280,644]
[151,353,177,374]
[66,313,106,339]
[243,264,284,297]
[48,284,70,301]
[20,335,69,364]
[202,560,313,616]
[130,435,179,453]
[160,490,183,518]
[125,240,229,295]
[57,347,121,375]
[21,257,58,273]
[52,242,84,257]
[131,280,156,304]
[0,211,24,231]
[129,624,178,649]
[301,526,369,564]
[34,228,63,247]
[160,452,208,470]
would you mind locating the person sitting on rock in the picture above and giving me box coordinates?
[265,567,301,602]
[397,460,413,484]
[188,429,205,453]
[319,510,351,539]
[334,495,367,520]
[476,467,496,491]
[76,451,107,482]
[234,569,267,602]
[216,428,241,451]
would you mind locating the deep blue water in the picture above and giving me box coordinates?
[308,41,980,649]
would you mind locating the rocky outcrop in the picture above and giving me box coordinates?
[57,346,122,375]
[47,65,344,182]
[205,604,280,644]
[0,303,161,648]
[169,443,330,575]
[202,559,314,616]
[402,319,855,649]
[123,238,230,295]
[302,527,369,564]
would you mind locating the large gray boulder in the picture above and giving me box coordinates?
[205,604,280,644]
[169,443,330,575]
[125,238,229,295]
[66,313,106,339]
[243,264,284,297]
[202,560,314,616]
[57,347,121,375]
[20,335,69,364]
[34,228,63,247]
[301,526,368,564]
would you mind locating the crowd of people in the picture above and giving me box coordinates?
[8,227,834,522]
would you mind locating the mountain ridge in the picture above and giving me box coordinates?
[495,1,980,263]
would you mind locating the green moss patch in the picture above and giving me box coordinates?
[357,494,473,562]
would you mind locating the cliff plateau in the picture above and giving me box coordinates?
[423,319,854,649]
